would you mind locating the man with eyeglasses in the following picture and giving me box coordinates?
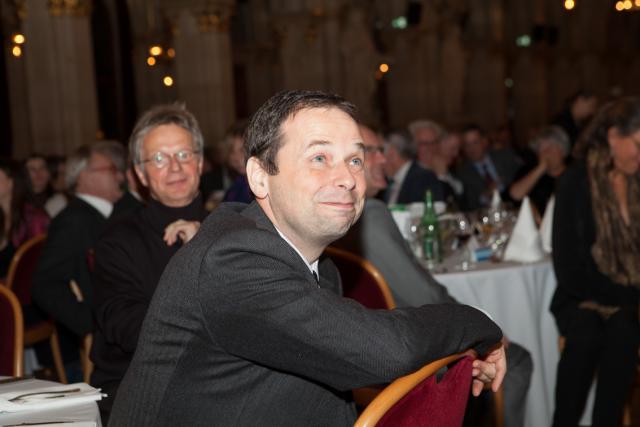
[90,104,207,423]
[32,141,125,379]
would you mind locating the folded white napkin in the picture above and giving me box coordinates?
[0,382,103,413]
[539,196,555,254]
[503,197,544,263]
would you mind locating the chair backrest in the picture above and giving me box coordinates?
[0,285,24,377]
[5,234,46,305]
[325,246,396,309]
[355,351,476,427]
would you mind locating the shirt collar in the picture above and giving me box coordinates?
[393,161,412,186]
[76,193,113,218]
[274,226,319,279]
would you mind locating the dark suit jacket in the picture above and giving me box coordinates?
[32,197,108,337]
[109,201,501,426]
[457,149,522,211]
[386,161,444,204]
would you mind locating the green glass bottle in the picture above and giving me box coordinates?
[421,190,441,268]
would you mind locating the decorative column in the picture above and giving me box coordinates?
[162,0,236,147]
[4,0,99,157]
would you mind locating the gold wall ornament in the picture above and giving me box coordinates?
[48,0,92,17]
[196,10,232,33]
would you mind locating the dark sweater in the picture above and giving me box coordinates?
[90,196,206,414]
[550,162,638,328]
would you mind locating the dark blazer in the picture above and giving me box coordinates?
[109,201,501,426]
[457,149,522,211]
[32,197,108,337]
[386,161,444,204]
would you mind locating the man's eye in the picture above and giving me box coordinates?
[312,155,326,163]
[153,153,166,162]
[350,158,364,167]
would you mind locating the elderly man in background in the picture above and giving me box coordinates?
[508,126,569,220]
[383,129,443,204]
[90,104,207,423]
[32,142,124,379]
[335,124,532,427]
[109,90,505,426]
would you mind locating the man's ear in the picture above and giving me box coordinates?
[134,164,149,188]
[246,157,269,199]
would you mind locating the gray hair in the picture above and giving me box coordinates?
[129,103,204,170]
[530,126,570,155]
[408,120,445,143]
[385,130,415,160]
[64,141,127,192]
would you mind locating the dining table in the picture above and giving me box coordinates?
[433,258,561,427]
[0,377,102,427]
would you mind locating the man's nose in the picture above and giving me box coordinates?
[334,162,356,190]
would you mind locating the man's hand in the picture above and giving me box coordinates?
[471,344,507,396]
[164,220,201,246]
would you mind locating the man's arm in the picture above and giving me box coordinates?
[32,212,93,337]
[338,199,456,306]
[200,227,503,392]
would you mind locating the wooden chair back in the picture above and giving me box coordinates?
[5,233,46,304]
[325,246,396,309]
[0,285,24,377]
[355,351,476,427]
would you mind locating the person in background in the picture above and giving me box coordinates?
[44,155,68,218]
[408,119,444,172]
[24,154,53,211]
[0,159,49,277]
[552,90,598,148]
[457,124,522,211]
[91,104,207,423]
[383,129,444,204]
[335,124,532,427]
[32,142,124,380]
[551,97,640,426]
[200,120,248,209]
[509,126,569,220]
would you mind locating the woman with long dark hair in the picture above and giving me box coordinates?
[0,159,49,277]
[551,97,640,426]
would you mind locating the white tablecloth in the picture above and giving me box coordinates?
[0,378,102,426]
[434,259,560,427]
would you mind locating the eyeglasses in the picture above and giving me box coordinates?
[140,150,201,169]
[363,145,385,155]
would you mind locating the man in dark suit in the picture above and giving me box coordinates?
[383,129,444,204]
[457,124,522,211]
[91,104,208,423]
[32,142,124,376]
[110,90,505,426]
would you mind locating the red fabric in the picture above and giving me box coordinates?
[10,237,45,306]
[0,290,16,376]
[331,257,390,309]
[377,356,474,427]
[11,203,50,248]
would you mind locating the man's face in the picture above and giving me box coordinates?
[256,107,366,251]
[26,157,50,193]
[462,130,488,162]
[359,125,387,197]
[81,152,123,203]
[135,124,202,207]
[414,127,440,165]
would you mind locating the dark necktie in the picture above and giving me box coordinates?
[312,271,319,285]
[482,163,495,188]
